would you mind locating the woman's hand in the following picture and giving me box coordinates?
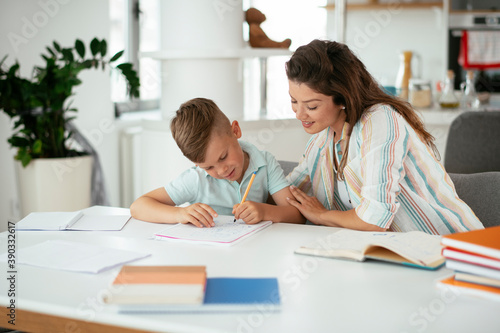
[287,185,328,224]
[232,201,265,224]
[179,203,217,228]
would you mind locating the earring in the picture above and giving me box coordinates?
[341,106,346,110]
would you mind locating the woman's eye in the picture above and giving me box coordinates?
[308,106,317,110]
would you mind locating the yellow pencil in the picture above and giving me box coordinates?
[234,171,257,222]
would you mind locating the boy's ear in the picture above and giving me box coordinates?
[231,120,242,139]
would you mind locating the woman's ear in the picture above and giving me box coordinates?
[231,120,242,139]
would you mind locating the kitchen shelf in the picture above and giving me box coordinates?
[323,1,443,11]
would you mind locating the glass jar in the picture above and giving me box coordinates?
[439,70,460,109]
[409,79,432,108]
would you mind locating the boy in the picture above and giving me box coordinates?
[130,98,305,227]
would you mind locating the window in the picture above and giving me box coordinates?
[110,0,161,115]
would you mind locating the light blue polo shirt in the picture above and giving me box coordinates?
[165,140,290,215]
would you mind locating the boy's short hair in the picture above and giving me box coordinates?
[171,98,232,163]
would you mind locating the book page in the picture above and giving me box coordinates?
[366,231,443,266]
[295,229,375,261]
[154,215,272,245]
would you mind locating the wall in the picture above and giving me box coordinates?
[328,5,446,88]
[0,0,118,231]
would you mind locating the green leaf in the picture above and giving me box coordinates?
[90,38,100,57]
[109,50,124,62]
[75,39,85,59]
[100,39,107,57]
[46,46,56,57]
[16,148,32,168]
[61,48,74,62]
[33,139,42,154]
[53,41,61,52]
[7,136,29,148]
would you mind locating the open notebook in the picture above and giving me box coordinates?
[154,215,272,246]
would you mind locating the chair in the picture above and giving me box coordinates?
[444,111,500,174]
[449,172,500,228]
[278,160,298,176]
[278,159,500,228]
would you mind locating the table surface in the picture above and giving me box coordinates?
[1,206,499,333]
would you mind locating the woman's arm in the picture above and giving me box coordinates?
[287,185,386,231]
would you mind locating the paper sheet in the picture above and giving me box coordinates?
[0,240,150,274]
[154,215,272,245]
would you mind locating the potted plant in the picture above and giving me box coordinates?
[0,37,140,215]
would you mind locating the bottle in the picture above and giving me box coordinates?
[439,70,460,109]
[460,70,481,110]
[395,51,413,101]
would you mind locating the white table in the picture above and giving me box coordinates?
[1,206,499,333]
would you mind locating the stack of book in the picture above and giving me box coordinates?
[438,226,500,301]
[104,265,281,312]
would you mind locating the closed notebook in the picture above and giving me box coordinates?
[117,277,281,313]
[441,226,500,260]
[442,247,500,270]
[103,265,207,305]
[454,272,500,288]
[445,259,500,280]
[295,229,445,270]
[437,275,500,302]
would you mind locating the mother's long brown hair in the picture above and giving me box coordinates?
[285,39,437,179]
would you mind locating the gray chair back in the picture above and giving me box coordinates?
[449,172,500,228]
[444,111,500,174]
[278,160,299,177]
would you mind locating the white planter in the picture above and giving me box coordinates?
[16,155,93,217]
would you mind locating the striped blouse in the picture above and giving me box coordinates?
[286,104,484,235]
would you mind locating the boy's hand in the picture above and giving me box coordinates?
[232,201,265,224]
[179,203,217,228]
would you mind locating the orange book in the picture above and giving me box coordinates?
[104,266,207,305]
[441,226,500,260]
[438,275,500,301]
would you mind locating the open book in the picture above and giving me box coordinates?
[295,229,445,270]
[154,215,272,246]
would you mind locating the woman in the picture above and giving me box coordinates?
[285,39,483,235]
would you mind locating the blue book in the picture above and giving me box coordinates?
[117,277,281,313]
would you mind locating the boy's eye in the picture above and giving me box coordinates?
[220,154,227,161]
[291,100,297,104]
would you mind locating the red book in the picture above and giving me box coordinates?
[442,247,500,270]
[441,226,500,260]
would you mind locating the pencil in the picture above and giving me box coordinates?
[234,171,257,222]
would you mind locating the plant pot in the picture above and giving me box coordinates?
[16,155,93,217]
